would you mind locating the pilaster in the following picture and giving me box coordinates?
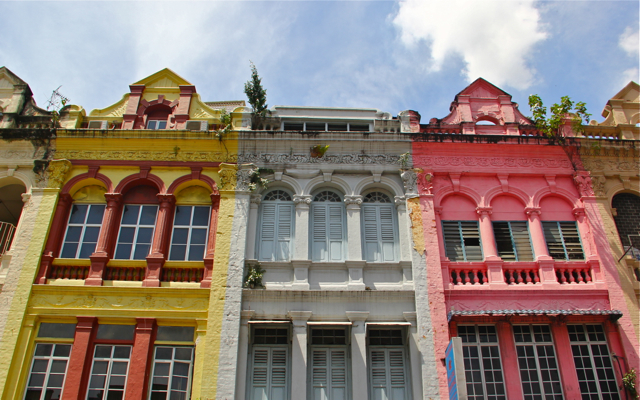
[346,311,369,400]
[288,311,312,400]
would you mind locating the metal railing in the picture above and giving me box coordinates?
[0,221,16,256]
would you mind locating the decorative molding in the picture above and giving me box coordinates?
[239,153,404,165]
[218,165,237,190]
[573,172,595,197]
[590,175,606,197]
[545,175,557,193]
[293,195,312,206]
[250,194,262,205]
[401,169,418,196]
[413,155,572,169]
[55,150,236,163]
[0,148,47,160]
[497,174,509,192]
[236,167,256,192]
[344,195,363,206]
[46,160,72,189]
[417,172,433,195]
[581,158,640,173]
[449,173,461,192]
[394,196,406,209]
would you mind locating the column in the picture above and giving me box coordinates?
[144,194,175,287]
[292,195,311,289]
[62,317,97,400]
[525,207,557,286]
[125,318,155,400]
[345,195,365,290]
[87,193,123,286]
[245,195,261,260]
[235,310,255,400]
[35,193,72,284]
[550,320,582,399]
[395,196,411,261]
[201,193,220,288]
[496,321,523,399]
[288,311,312,399]
[404,312,423,400]
[346,311,369,400]
[477,207,505,285]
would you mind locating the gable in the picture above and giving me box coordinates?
[133,68,192,88]
[455,78,511,100]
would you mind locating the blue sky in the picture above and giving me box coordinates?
[1,1,638,123]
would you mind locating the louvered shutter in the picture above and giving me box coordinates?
[460,221,482,261]
[276,204,294,261]
[493,221,533,261]
[369,348,407,400]
[328,205,345,261]
[559,222,584,260]
[362,205,380,262]
[443,221,463,261]
[542,221,584,260]
[379,205,397,262]
[311,348,347,400]
[312,205,328,261]
[259,204,277,261]
[251,347,288,400]
[510,222,533,261]
[329,350,347,400]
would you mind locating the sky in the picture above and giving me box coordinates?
[1,0,638,123]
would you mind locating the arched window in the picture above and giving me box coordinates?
[114,185,159,260]
[311,190,346,262]
[59,185,107,259]
[361,192,398,262]
[612,193,640,253]
[257,190,294,262]
[145,105,171,130]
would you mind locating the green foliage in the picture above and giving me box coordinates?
[623,368,639,399]
[528,94,591,137]
[244,61,268,118]
[399,152,411,169]
[248,168,272,191]
[244,265,265,288]
[310,144,330,158]
[214,109,232,141]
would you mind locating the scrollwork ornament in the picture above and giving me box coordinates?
[417,172,434,195]
[574,172,595,197]
[293,195,312,206]
[218,168,237,190]
[46,160,72,189]
[344,195,363,206]
[401,169,418,196]
[236,168,256,192]
[591,176,606,197]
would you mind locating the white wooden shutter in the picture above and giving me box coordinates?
[276,204,293,261]
[259,204,277,261]
[312,205,328,261]
[251,347,289,400]
[363,205,380,262]
[379,205,397,262]
[328,205,344,261]
[369,348,407,400]
[363,204,397,262]
[311,348,347,400]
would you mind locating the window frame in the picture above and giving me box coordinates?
[282,121,371,132]
[85,344,132,400]
[113,204,159,260]
[256,190,295,262]
[59,204,106,259]
[568,324,621,399]
[442,220,483,262]
[361,191,399,263]
[168,205,211,261]
[541,221,585,261]
[23,342,73,400]
[458,324,506,400]
[146,120,167,130]
[147,346,195,400]
[308,327,350,400]
[512,324,564,400]
[366,327,411,400]
[492,221,534,262]
[248,324,291,400]
[310,191,347,262]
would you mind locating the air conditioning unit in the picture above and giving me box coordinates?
[186,120,208,131]
[87,120,108,129]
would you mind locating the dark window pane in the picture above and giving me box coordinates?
[87,205,106,224]
[121,205,140,225]
[69,205,88,224]
[192,207,210,226]
[114,244,132,260]
[133,244,151,260]
[140,206,158,225]
[117,227,135,244]
[171,229,188,245]
[136,228,153,244]
[157,327,195,342]
[174,206,192,226]
[190,229,206,245]
[35,344,53,356]
[38,323,76,339]
[97,325,135,341]
[188,245,205,261]
[169,245,186,261]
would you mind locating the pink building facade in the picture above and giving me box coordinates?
[411,79,639,399]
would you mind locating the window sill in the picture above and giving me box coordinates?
[52,258,91,266]
[106,259,147,268]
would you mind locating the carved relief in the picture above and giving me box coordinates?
[54,150,237,163]
[293,195,312,206]
[46,160,72,189]
[401,170,418,196]
[343,195,363,206]
[417,172,434,195]
[29,291,208,311]
[581,159,640,172]
[591,176,606,197]
[236,167,256,192]
[413,155,573,170]
[218,168,237,191]
[239,153,403,165]
[574,173,595,197]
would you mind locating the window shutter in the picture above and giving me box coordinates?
[362,205,380,262]
[312,205,328,261]
[328,205,344,261]
[493,221,533,261]
[510,222,534,261]
[542,221,583,260]
[542,222,564,259]
[493,222,516,261]
[330,350,347,399]
[379,205,397,262]
[312,349,328,400]
[276,204,294,261]
[460,221,482,261]
[369,348,407,400]
[251,347,288,400]
[259,204,277,261]
[559,222,584,260]
[443,221,463,261]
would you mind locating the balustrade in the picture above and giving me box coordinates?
[104,267,145,281]
[50,265,89,280]
[161,268,203,283]
[450,268,488,285]
[504,268,540,285]
[556,267,592,284]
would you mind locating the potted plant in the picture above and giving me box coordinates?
[244,265,265,289]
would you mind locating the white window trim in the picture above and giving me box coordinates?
[60,204,105,259]
[168,205,211,261]
[24,343,72,400]
[147,346,195,400]
[458,324,506,400]
[86,345,131,400]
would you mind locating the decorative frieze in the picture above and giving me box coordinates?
[413,155,573,169]
[54,150,237,163]
[238,153,404,165]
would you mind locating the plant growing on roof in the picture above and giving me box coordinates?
[623,368,638,399]
[244,61,269,130]
[310,144,329,158]
[528,94,591,138]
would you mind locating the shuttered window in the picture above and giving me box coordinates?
[442,221,483,261]
[542,222,584,260]
[311,191,346,262]
[310,348,348,400]
[250,346,289,400]
[492,221,534,261]
[368,328,409,400]
[362,192,398,262]
[258,190,294,262]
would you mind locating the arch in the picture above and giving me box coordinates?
[114,172,166,194]
[490,194,528,221]
[361,189,395,203]
[175,186,213,205]
[434,186,482,209]
[167,174,217,195]
[262,188,294,201]
[255,176,302,198]
[605,183,640,204]
[483,186,530,208]
[136,97,175,117]
[532,187,580,209]
[439,194,478,220]
[476,117,498,125]
[304,176,350,197]
[538,195,576,221]
[0,170,35,192]
[0,180,26,226]
[630,112,639,125]
[354,176,404,198]
[71,185,108,204]
[62,172,113,195]
[611,192,640,247]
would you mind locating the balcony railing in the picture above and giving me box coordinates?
[0,221,16,256]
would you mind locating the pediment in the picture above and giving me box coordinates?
[610,81,639,103]
[133,68,192,88]
[0,67,27,88]
[455,78,511,100]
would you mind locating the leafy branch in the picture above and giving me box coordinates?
[244,61,269,129]
[528,94,591,137]
[248,168,272,192]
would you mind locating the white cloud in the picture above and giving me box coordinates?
[392,0,547,90]
[619,26,639,57]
